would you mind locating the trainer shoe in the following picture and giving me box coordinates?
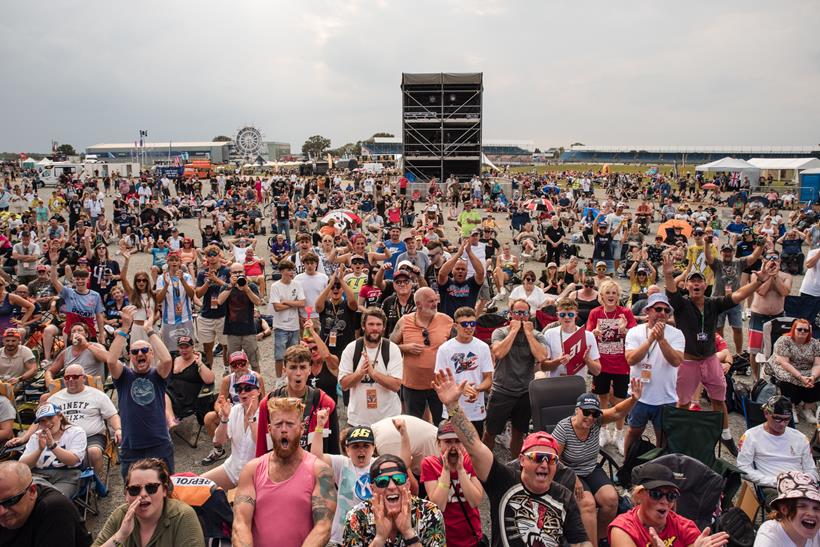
[200,446,226,466]
[615,429,625,456]
[802,407,817,425]
[599,427,611,448]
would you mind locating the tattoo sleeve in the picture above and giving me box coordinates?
[235,494,256,507]
[449,405,479,447]
[312,466,337,523]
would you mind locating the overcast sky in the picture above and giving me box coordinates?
[2,0,819,153]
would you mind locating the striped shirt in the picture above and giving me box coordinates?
[552,416,601,477]
[156,273,194,325]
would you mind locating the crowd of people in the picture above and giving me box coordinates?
[0,163,818,546]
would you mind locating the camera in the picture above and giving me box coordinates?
[237,276,247,287]
[756,236,765,246]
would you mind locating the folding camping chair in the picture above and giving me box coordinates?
[73,467,107,521]
[528,375,586,433]
[172,383,216,449]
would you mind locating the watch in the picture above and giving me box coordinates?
[404,536,420,545]
[48,442,57,450]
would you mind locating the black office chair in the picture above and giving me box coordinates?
[528,375,586,434]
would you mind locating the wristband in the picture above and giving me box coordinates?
[145,330,157,338]
[314,427,324,434]
[437,481,449,490]
[115,330,129,339]
[220,418,229,424]
[404,536,420,546]
[112,539,124,547]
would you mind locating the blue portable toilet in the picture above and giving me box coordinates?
[799,168,820,203]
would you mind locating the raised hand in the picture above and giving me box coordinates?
[115,498,141,543]
[431,369,468,407]
[629,377,643,401]
[392,418,407,436]
[316,408,329,429]
[394,486,414,535]
[371,492,394,541]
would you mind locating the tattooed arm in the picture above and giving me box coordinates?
[232,458,260,547]
[431,368,494,482]
[302,458,337,547]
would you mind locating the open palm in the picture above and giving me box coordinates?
[432,369,466,407]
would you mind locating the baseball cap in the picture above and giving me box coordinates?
[402,234,415,242]
[598,222,608,228]
[393,269,411,280]
[721,244,734,251]
[633,462,679,491]
[520,431,559,455]
[232,374,259,390]
[229,350,249,364]
[350,254,366,262]
[370,454,408,480]
[595,261,607,269]
[763,394,793,416]
[176,336,193,347]
[346,425,376,445]
[646,293,674,312]
[2,328,21,338]
[693,227,704,235]
[396,260,416,272]
[35,403,62,422]
[36,264,48,272]
[437,420,459,440]
[470,228,482,236]
[576,393,601,411]
[686,271,705,281]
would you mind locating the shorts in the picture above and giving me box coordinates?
[579,464,614,495]
[716,304,743,330]
[86,433,107,453]
[627,401,672,432]
[196,315,226,345]
[749,311,784,353]
[610,241,623,261]
[274,329,300,360]
[485,390,531,436]
[477,279,491,301]
[676,355,726,404]
[592,372,630,399]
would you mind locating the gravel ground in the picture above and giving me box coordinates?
[84,181,811,539]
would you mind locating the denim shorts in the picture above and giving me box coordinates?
[716,303,743,329]
[274,329,300,360]
[628,400,672,432]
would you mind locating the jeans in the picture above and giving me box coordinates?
[276,219,291,243]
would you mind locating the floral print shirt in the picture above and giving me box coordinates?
[342,495,445,547]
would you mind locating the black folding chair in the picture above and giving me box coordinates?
[172,384,216,449]
[528,376,586,434]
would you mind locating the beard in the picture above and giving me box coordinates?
[272,435,300,460]
[365,331,382,344]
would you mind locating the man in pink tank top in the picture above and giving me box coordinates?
[233,396,337,546]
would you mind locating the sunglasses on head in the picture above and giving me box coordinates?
[458,320,477,328]
[581,408,601,418]
[64,374,84,381]
[130,347,150,355]
[651,306,671,314]
[235,385,257,393]
[373,472,408,488]
[522,451,559,465]
[558,311,576,319]
[0,481,32,508]
[647,489,680,502]
[126,482,162,497]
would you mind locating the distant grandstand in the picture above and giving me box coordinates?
[361,137,535,165]
[560,145,820,165]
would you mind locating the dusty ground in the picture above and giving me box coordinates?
[86,181,811,539]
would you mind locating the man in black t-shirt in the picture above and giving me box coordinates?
[592,219,614,272]
[0,461,91,546]
[437,240,485,318]
[431,370,591,547]
[275,192,291,243]
[545,215,567,266]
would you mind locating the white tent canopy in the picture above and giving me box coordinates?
[36,158,53,166]
[696,157,761,188]
[748,158,820,184]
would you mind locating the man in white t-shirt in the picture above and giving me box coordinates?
[294,253,328,325]
[338,308,403,427]
[435,306,493,436]
[542,298,601,378]
[623,293,684,456]
[267,260,306,377]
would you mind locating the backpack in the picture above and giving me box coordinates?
[751,377,777,403]
[342,337,391,407]
[715,507,755,547]
[617,435,656,488]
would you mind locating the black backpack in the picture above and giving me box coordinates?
[715,507,755,547]
[342,337,391,407]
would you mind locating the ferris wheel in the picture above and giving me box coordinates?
[234,126,263,156]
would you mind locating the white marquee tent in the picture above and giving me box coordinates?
[748,158,820,184]
[696,157,761,188]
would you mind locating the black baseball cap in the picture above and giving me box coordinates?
[346,426,375,445]
[633,462,679,491]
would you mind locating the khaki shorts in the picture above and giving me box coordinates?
[196,316,226,345]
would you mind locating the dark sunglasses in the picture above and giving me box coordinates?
[130,347,150,355]
[230,361,248,369]
[796,327,811,333]
[235,385,257,393]
[206,251,220,257]
[558,311,576,319]
[458,320,477,328]
[373,472,408,488]
[394,279,411,285]
[136,278,149,283]
[422,328,430,346]
[651,306,671,314]
[765,255,780,261]
[0,481,32,508]
[581,408,601,418]
[126,482,162,497]
[522,451,559,465]
[64,374,84,381]
[511,310,529,317]
[647,489,680,502]
[524,277,535,282]
[770,414,791,423]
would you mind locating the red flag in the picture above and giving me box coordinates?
[18,153,27,159]
[562,328,588,376]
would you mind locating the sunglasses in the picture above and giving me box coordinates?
[524,278,535,282]
[511,310,529,317]
[558,311,576,319]
[522,451,559,465]
[64,374,84,381]
[230,361,248,369]
[796,327,810,333]
[765,255,780,261]
[394,279,411,285]
[458,320,477,328]
[770,414,791,423]
[130,347,151,355]
[126,482,162,497]
[422,328,431,346]
[647,489,680,502]
[351,259,365,265]
[596,266,606,271]
[581,408,601,418]
[235,385,257,393]
[651,306,671,314]
[373,472,408,488]
[0,481,32,508]
[206,251,220,257]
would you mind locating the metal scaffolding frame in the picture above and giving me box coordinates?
[401,73,483,182]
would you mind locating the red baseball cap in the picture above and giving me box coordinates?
[520,431,559,455]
